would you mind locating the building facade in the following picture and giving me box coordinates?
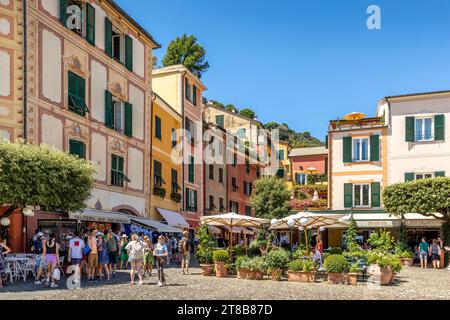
[290,146,328,186]
[274,140,292,183]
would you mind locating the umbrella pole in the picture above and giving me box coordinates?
[229,220,233,258]
[304,229,309,256]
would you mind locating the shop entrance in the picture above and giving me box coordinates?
[407,229,441,248]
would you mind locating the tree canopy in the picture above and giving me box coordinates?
[239,108,256,119]
[162,34,209,76]
[383,178,450,222]
[0,142,95,212]
[264,121,323,148]
[251,177,292,219]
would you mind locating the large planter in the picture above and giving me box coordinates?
[327,272,346,285]
[348,273,358,286]
[247,270,263,280]
[288,271,316,283]
[200,264,213,276]
[402,258,414,267]
[214,262,228,278]
[237,268,249,279]
[367,265,392,286]
[270,269,283,281]
[390,272,397,284]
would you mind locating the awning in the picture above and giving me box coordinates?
[69,209,131,224]
[156,208,189,229]
[131,218,183,234]
[221,226,255,235]
[342,214,443,229]
[208,225,222,234]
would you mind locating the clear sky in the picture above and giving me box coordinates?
[116,0,450,140]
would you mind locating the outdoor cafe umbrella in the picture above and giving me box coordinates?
[343,112,366,121]
[270,212,349,255]
[201,212,270,256]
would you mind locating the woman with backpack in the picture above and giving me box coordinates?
[125,234,147,285]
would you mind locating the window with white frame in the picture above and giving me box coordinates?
[112,98,125,133]
[354,184,370,207]
[112,28,125,64]
[296,173,307,186]
[353,138,369,162]
[415,117,433,142]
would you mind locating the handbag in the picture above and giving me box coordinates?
[83,244,91,256]
[53,268,61,281]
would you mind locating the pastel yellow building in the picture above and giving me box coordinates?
[274,140,292,186]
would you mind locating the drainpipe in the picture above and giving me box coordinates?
[23,0,28,142]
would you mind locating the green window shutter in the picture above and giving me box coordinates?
[155,116,162,139]
[192,85,197,106]
[194,190,198,211]
[434,114,445,141]
[78,74,85,102]
[68,71,77,96]
[344,183,353,208]
[188,156,194,183]
[324,157,328,176]
[343,137,352,163]
[405,117,415,142]
[216,115,224,127]
[370,135,380,162]
[69,140,86,159]
[124,102,133,138]
[125,35,133,71]
[185,188,189,210]
[435,171,446,177]
[86,3,96,46]
[105,18,113,58]
[325,134,329,149]
[105,91,113,129]
[371,182,381,208]
[118,155,124,173]
[60,0,68,27]
[185,78,190,100]
[405,172,415,182]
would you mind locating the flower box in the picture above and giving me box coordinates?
[288,271,316,283]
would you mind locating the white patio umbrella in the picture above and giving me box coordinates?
[201,212,270,256]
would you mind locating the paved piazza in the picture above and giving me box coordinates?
[1,262,450,300]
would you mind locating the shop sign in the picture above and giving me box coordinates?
[69,212,130,224]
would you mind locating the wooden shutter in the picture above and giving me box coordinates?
[60,0,68,27]
[344,183,353,208]
[68,71,77,96]
[118,155,124,173]
[185,78,190,100]
[370,135,380,161]
[105,91,113,129]
[435,171,446,177]
[77,74,85,102]
[124,102,133,138]
[69,140,85,159]
[343,137,352,163]
[155,116,161,139]
[125,35,133,71]
[86,3,96,46]
[188,156,194,183]
[194,190,198,211]
[405,172,415,182]
[434,114,445,141]
[324,157,328,176]
[105,18,113,58]
[192,85,197,106]
[185,188,189,211]
[371,182,381,208]
[405,117,415,142]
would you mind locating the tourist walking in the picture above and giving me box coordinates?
[106,230,120,277]
[120,235,129,270]
[179,231,191,275]
[419,237,430,269]
[0,237,11,288]
[43,233,60,288]
[430,239,441,269]
[143,236,154,277]
[33,232,46,284]
[68,230,84,284]
[154,235,169,287]
[98,231,110,281]
[125,234,146,285]
[87,230,99,282]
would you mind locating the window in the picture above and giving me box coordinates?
[209,195,215,211]
[354,184,370,208]
[209,164,214,180]
[185,78,190,101]
[105,91,133,137]
[230,201,239,213]
[277,150,285,160]
[185,188,197,212]
[245,206,252,216]
[215,115,224,128]
[185,118,196,145]
[171,169,179,193]
[60,1,95,46]
[153,160,165,187]
[69,140,86,159]
[219,198,225,212]
[415,173,434,180]
[112,98,125,133]
[296,173,307,186]
[192,85,197,106]
[353,138,369,162]
[104,18,133,71]
[415,117,433,141]
[244,182,252,196]
[232,152,237,167]
[111,154,130,187]
[232,177,238,192]
[219,168,224,184]
[68,71,89,116]
[155,116,162,140]
[276,169,285,178]
[237,128,246,139]
[245,158,250,174]
[188,156,195,183]
[256,166,261,178]
[172,129,177,148]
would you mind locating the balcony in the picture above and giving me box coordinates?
[329,117,386,132]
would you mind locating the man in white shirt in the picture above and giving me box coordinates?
[68,230,85,266]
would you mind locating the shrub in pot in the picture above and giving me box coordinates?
[389,255,403,284]
[347,264,359,286]
[246,256,267,280]
[288,259,317,283]
[324,254,350,284]
[398,250,414,267]
[367,251,393,285]
[329,247,343,255]
[236,256,251,279]
[213,250,230,278]
[195,225,215,276]
[266,249,289,281]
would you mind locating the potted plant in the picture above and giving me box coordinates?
[347,264,359,286]
[367,251,393,286]
[266,249,289,281]
[170,192,181,203]
[236,256,250,279]
[152,186,167,198]
[287,259,317,283]
[247,256,266,280]
[195,225,215,276]
[213,250,230,278]
[324,254,350,284]
[389,255,403,284]
[398,250,414,267]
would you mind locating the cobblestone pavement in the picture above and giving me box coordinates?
[1,264,450,300]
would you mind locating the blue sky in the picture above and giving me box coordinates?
[116,0,450,140]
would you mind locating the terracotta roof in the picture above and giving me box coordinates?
[289,147,327,157]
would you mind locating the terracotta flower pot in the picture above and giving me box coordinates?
[402,258,414,267]
[214,262,228,278]
[237,268,249,279]
[348,273,358,286]
[200,264,213,276]
[390,272,397,284]
[247,270,263,280]
[368,265,392,286]
[288,271,316,283]
[270,269,283,281]
[327,272,346,285]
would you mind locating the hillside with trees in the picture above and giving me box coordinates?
[264,122,324,148]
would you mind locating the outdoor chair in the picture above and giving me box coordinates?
[22,258,37,281]
[14,260,27,282]
[4,261,15,283]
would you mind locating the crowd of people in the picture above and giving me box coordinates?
[27,228,193,288]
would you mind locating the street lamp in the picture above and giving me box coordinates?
[287,218,295,259]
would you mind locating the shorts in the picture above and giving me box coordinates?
[432,253,440,261]
[420,252,428,260]
[88,253,98,269]
[71,258,82,265]
[46,254,58,265]
[35,255,47,269]
[108,252,119,264]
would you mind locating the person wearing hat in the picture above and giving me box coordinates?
[34,232,46,285]
[120,234,129,270]
[87,230,99,282]
[179,231,191,275]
